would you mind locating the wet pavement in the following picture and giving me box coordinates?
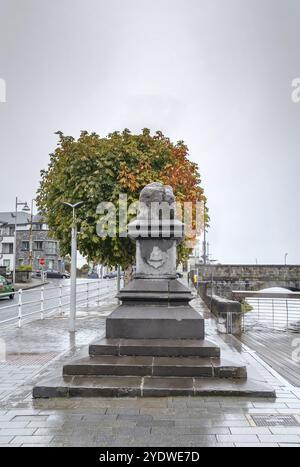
[0,296,300,446]
[240,328,300,387]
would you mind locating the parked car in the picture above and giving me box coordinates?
[0,275,14,299]
[176,271,183,278]
[103,271,124,279]
[103,271,118,279]
[35,270,70,279]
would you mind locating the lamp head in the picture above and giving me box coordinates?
[22,202,30,212]
[62,201,85,209]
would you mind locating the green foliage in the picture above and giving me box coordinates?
[36,129,206,269]
[17,265,32,272]
[241,300,253,313]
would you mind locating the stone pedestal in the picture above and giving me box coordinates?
[106,182,204,340]
[107,277,204,339]
[32,183,275,399]
[107,305,204,339]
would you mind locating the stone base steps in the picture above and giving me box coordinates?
[89,338,221,358]
[32,334,276,399]
[63,355,247,378]
[32,375,276,398]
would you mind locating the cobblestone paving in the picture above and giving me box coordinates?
[0,298,300,447]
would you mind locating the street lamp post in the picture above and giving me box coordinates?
[28,199,35,268]
[13,197,30,285]
[284,253,288,266]
[62,201,85,332]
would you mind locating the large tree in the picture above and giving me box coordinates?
[36,129,206,269]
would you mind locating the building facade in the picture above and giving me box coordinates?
[0,212,64,273]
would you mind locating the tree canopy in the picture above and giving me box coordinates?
[36,129,207,269]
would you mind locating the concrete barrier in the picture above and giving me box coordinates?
[197,281,243,335]
[210,295,242,335]
[15,270,31,283]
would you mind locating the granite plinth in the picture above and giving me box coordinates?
[117,278,193,304]
[106,305,205,339]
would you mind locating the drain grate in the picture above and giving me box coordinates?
[251,415,300,427]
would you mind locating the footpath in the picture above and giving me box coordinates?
[0,296,299,447]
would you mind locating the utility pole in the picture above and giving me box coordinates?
[13,197,30,284]
[202,200,208,265]
[28,199,35,268]
[62,201,85,332]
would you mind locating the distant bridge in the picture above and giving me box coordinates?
[196,264,300,298]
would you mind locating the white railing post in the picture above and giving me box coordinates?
[18,289,22,328]
[97,279,100,305]
[59,284,63,315]
[40,286,44,320]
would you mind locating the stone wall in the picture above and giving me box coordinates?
[196,264,300,298]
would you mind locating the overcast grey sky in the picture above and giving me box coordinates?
[0,0,299,264]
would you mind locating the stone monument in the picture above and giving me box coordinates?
[107,182,204,339]
[33,183,275,398]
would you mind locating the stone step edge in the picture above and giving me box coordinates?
[32,376,276,399]
[63,357,247,378]
[89,339,221,357]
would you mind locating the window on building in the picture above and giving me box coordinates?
[45,241,57,255]
[0,226,15,236]
[33,223,43,230]
[1,243,13,254]
[3,259,10,270]
[21,241,29,251]
[33,241,43,251]
[18,258,24,266]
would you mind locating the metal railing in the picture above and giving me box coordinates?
[0,278,120,328]
[232,291,300,332]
